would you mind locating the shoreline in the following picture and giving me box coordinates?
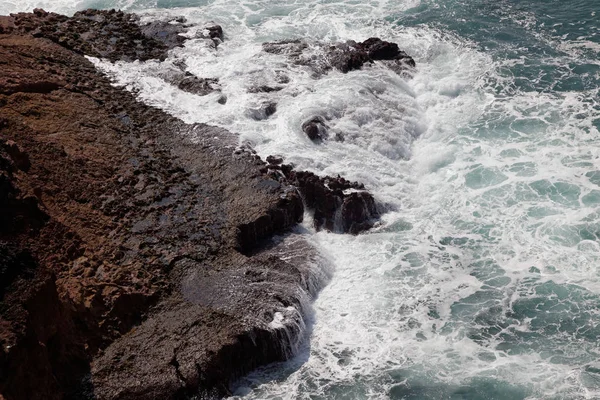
[0,9,406,399]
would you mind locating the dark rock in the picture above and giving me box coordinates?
[205,23,223,40]
[262,39,307,56]
[196,23,224,47]
[9,9,190,62]
[340,191,378,234]
[139,19,187,50]
[217,95,227,104]
[0,23,316,400]
[302,116,329,141]
[166,72,218,96]
[249,102,277,120]
[281,168,379,234]
[2,140,31,171]
[359,37,401,60]
[248,85,284,93]
[262,37,415,76]
[328,38,416,73]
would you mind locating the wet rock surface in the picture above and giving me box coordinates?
[5,8,188,61]
[263,37,415,76]
[265,158,380,234]
[0,8,387,400]
[166,72,219,96]
[302,116,329,142]
[0,13,317,400]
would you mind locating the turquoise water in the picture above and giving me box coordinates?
[3,0,600,398]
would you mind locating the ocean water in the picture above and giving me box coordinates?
[3,0,600,398]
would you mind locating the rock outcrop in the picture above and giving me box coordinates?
[6,8,187,61]
[264,158,380,234]
[0,8,392,400]
[0,12,322,400]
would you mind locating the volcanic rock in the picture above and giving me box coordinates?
[302,116,329,141]
[262,37,415,76]
[280,168,379,233]
[7,8,188,61]
[0,17,313,400]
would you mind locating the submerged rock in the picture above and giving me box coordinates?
[302,116,329,141]
[249,102,278,120]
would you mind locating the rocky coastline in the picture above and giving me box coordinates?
[0,9,413,399]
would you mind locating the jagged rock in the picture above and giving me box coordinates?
[302,116,329,141]
[281,168,379,234]
[2,140,30,171]
[165,72,219,95]
[196,23,223,47]
[0,23,312,400]
[262,39,308,56]
[262,37,415,76]
[249,102,277,120]
[248,85,284,93]
[266,155,283,165]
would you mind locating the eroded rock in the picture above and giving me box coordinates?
[0,22,309,400]
[262,36,415,76]
[8,8,189,61]
[265,158,380,234]
[302,116,329,141]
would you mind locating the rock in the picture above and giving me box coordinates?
[196,23,224,47]
[249,102,277,120]
[248,85,284,93]
[359,37,403,60]
[262,39,308,56]
[340,191,378,234]
[139,19,187,50]
[281,168,379,234]
[266,155,283,165]
[167,72,219,96]
[302,116,329,141]
[9,9,190,61]
[262,37,415,76]
[327,38,416,73]
[2,140,31,172]
[0,21,314,400]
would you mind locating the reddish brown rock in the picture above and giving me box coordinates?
[0,21,309,400]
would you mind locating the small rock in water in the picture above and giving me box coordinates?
[196,22,224,47]
[249,102,277,120]
[302,116,329,142]
[281,168,379,234]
